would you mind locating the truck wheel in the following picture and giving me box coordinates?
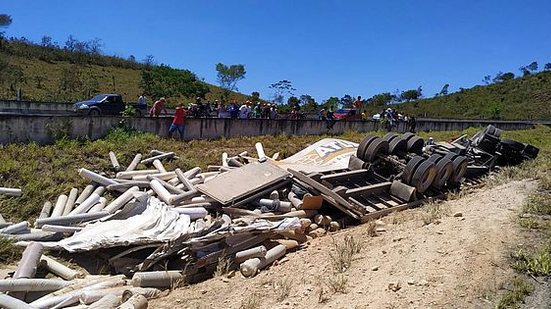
[382,133,399,142]
[411,160,437,193]
[402,156,424,185]
[88,109,100,116]
[363,137,389,162]
[389,137,407,154]
[357,136,377,160]
[407,136,425,154]
[444,154,468,184]
[428,155,453,189]
[401,132,416,142]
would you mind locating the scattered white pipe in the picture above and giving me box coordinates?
[132,172,176,181]
[9,229,61,242]
[0,293,33,309]
[41,225,82,233]
[167,177,180,186]
[106,181,150,192]
[80,287,160,305]
[182,167,201,179]
[152,159,167,173]
[150,180,173,205]
[35,211,108,228]
[88,197,107,213]
[0,187,22,197]
[140,152,175,165]
[255,142,267,162]
[88,294,121,309]
[79,168,117,187]
[38,201,53,220]
[287,191,303,209]
[92,186,105,196]
[125,154,142,172]
[131,271,183,288]
[103,186,139,213]
[51,194,68,218]
[222,152,229,167]
[108,151,120,171]
[75,185,95,205]
[0,221,29,234]
[119,294,148,309]
[40,255,79,281]
[116,170,159,179]
[235,245,267,263]
[146,176,183,194]
[14,242,44,279]
[69,193,100,215]
[0,278,72,292]
[240,244,286,277]
[173,207,208,220]
[63,188,79,216]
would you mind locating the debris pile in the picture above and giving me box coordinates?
[0,126,538,308]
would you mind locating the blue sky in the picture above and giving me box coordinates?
[2,1,551,102]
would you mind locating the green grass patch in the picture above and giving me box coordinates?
[0,236,21,264]
[496,277,534,309]
[512,241,551,276]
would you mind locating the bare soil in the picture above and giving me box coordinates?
[151,180,539,309]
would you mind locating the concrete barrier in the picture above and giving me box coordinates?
[0,100,74,115]
[0,114,544,145]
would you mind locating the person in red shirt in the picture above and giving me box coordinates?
[168,103,187,140]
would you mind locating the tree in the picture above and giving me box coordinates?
[482,75,492,85]
[40,36,55,48]
[493,71,514,83]
[251,91,260,101]
[87,38,103,54]
[142,55,156,68]
[340,94,354,108]
[545,63,551,71]
[527,61,538,72]
[368,92,394,106]
[0,14,12,48]
[269,80,296,104]
[287,96,300,106]
[140,65,209,99]
[215,63,246,102]
[64,35,78,52]
[400,89,421,102]
[300,94,318,112]
[322,97,340,110]
[439,83,449,96]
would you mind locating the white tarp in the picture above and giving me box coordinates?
[42,197,192,252]
[274,138,358,173]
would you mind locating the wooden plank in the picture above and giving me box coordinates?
[289,169,363,219]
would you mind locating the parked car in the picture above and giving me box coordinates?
[334,108,359,121]
[73,94,147,116]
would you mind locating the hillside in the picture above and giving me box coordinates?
[364,70,551,120]
[0,45,258,106]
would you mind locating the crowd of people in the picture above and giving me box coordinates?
[139,95,418,140]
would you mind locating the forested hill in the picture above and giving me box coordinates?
[0,37,257,105]
[364,70,551,120]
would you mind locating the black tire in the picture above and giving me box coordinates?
[432,158,454,189]
[88,109,101,116]
[401,132,416,142]
[411,160,437,193]
[500,139,525,152]
[402,156,424,185]
[407,136,425,154]
[382,133,399,142]
[388,138,407,154]
[356,136,377,160]
[363,137,389,162]
[450,156,468,184]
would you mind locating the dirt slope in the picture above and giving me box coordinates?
[151,180,536,309]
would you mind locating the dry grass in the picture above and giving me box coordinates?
[329,235,363,273]
[496,277,534,309]
[421,201,450,225]
[327,274,348,294]
[317,285,330,303]
[239,292,261,309]
[213,256,232,278]
[273,277,292,302]
[363,219,377,237]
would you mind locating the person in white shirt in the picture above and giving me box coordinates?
[138,95,147,106]
[239,102,251,119]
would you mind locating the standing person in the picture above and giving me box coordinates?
[138,94,147,107]
[239,101,251,119]
[326,109,336,129]
[252,103,262,118]
[270,105,278,119]
[149,97,167,117]
[354,96,362,118]
[168,103,187,140]
[408,115,417,133]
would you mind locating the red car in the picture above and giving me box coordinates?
[334,108,359,121]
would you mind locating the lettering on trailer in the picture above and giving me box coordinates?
[314,140,358,158]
